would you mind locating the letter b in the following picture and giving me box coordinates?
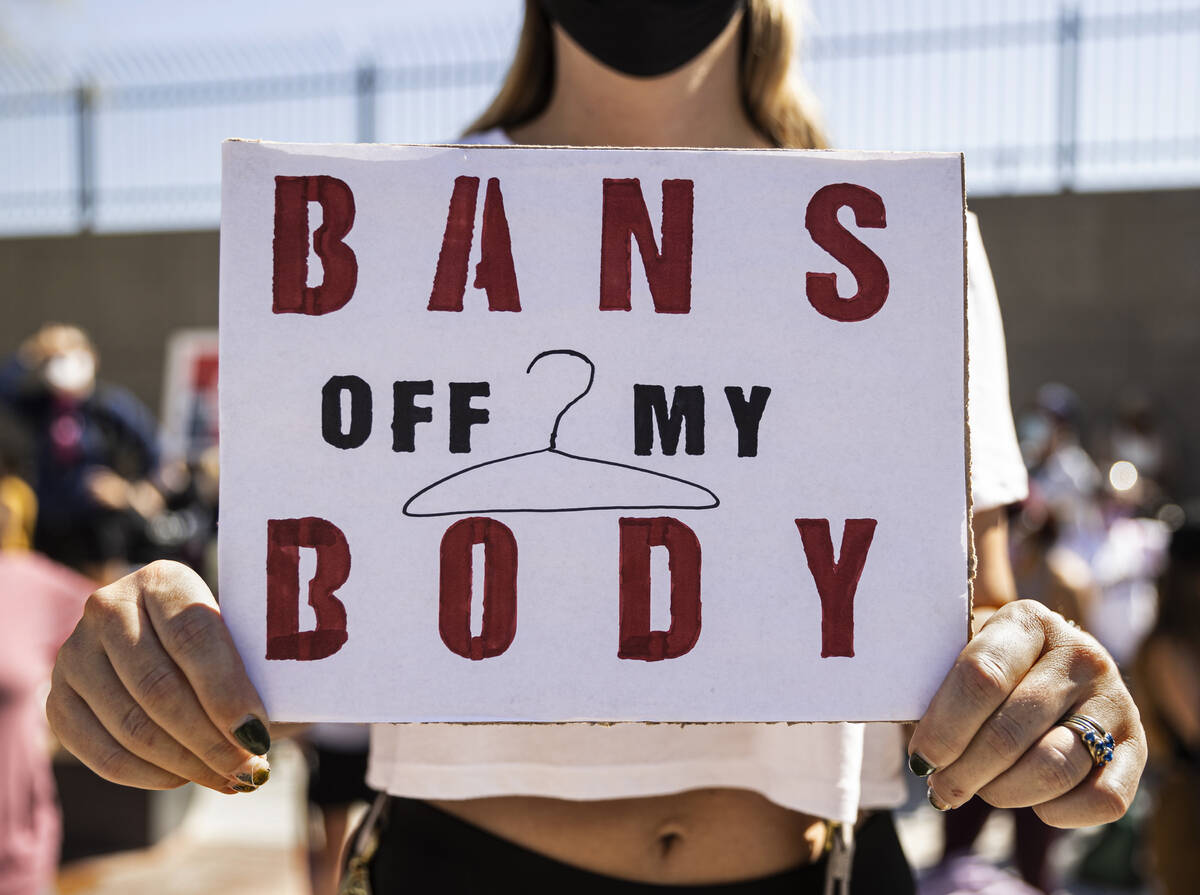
[265,517,351,660]
[273,175,358,315]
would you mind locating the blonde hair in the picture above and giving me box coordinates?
[467,0,828,149]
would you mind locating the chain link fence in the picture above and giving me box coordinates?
[1,0,1197,235]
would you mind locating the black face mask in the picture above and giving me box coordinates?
[538,0,746,78]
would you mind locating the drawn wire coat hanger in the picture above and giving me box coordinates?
[402,349,720,517]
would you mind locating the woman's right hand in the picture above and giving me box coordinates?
[47,560,273,794]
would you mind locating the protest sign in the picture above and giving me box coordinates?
[219,140,968,723]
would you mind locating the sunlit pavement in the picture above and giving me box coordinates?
[55,743,1148,895]
[56,741,312,895]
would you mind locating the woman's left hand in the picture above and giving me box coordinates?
[908,599,1146,828]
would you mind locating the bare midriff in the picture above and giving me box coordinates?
[429,788,826,886]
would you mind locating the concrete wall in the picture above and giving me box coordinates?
[2,229,220,419]
[2,188,1197,492]
[971,189,1199,496]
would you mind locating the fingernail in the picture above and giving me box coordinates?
[231,755,271,787]
[232,783,258,793]
[927,784,951,812]
[908,752,936,777]
[232,715,271,755]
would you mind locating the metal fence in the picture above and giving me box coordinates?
[1,0,1198,235]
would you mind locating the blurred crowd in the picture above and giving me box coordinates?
[927,382,1200,894]
[0,324,219,588]
[1,323,1198,894]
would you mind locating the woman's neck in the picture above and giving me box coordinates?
[510,11,771,150]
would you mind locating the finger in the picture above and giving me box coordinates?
[136,562,272,756]
[1030,721,1145,828]
[909,601,1049,777]
[84,573,269,782]
[46,676,201,791]
[55,640,249,793]
[925,642,1099,808]
[975,722,1094,810]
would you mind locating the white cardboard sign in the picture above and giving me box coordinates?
[219,140,968,723]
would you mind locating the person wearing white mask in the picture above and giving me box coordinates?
[0,324,164,583]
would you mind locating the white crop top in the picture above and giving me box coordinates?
[367,129,1028,824]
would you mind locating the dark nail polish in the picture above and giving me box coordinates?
[232,716,271,755]
[908,752,936,777]
[252,766,271,786]
[232,783,258,793]
[927,785,951,812]
[235,772,254,785]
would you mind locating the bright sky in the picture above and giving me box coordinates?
[0,0,517,58]
[4,0,1195,57]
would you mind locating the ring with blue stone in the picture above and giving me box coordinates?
[1060,713,1116,767]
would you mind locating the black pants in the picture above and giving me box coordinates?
[363,797,915,894]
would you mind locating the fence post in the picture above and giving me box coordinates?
[356,60,377,144]
[75,82,96,232]
[1056,4,1081,191]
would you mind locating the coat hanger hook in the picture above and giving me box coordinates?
[526,349,596,450]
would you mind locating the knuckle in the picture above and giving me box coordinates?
[956,651,1011,707]
[1001,599,1049,631]
[138,559,198,596]
[1037,741,1083,795]
[1093,780,1132,824]
[912,725,963,768]
[1132,729,1149,770]
[1032,802,1073,829]
[134,661,186,708]
[200,736,242,772]
[45,684,68,734]
[1085,690,1136,742]
[117,702,161,750]
[83,588,125,625]
[1034,803,1077,829]
[92,746,133,783]
[54,633,82,672]
[1064,642,1114,683]
[162,608,219,660]
[979,710,1027,762]
[92,747,182,790]
[977,780,1020,809]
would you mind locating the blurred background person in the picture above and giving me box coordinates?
[0,410,37,552]
[0,324,164,584]
[1018,382,1105,565]
[0,411,96,895]
[1133,501,1200,895]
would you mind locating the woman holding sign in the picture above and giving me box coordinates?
[46,1,1145,893]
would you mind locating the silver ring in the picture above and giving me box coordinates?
[1060,713,1115,767]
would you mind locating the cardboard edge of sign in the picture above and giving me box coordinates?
[223,136,964,162]
[266,717,927,726]
[960,152,976,648]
